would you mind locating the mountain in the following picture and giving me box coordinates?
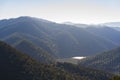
[63,22,76,25]
[112,27,120,31]
[0,41,113,80]
[79,47,120,74]
[101,21,120,32]
[103,22,120,27]
[85,27,120,45]
[0,16,118,58]
[63,22,88,28]
[15,39,55,64]
[0,41,79,80]
[56,62,113,80]
[2,33,55,64]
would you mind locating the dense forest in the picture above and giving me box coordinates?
[56,62,113,80]
[0,41,115,80]
[110,76,120,80]
[79,47,120,74]
[0,41,78,80]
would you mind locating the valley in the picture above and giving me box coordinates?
[0,16,120,80]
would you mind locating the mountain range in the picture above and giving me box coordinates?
[0,16,120,58]
[103,22,120,27]
[0,16,120,79]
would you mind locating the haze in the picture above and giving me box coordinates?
[0,0,120,24]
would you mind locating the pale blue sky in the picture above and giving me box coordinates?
[0,0,120,24]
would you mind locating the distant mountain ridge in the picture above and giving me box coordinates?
[112,27,120,31]
[63,22,88,28]
[0,16,120,58]
[103,22,120,27]
[85,27,120,45]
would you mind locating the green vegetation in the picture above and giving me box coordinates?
[15,39,55,64]
[0,16,119,80]
[0,41,114,80]
[56,62,113,80]
[0,41,77,80]
[110,76,120,80]
[79,47,120,74]
[2,33,55,64]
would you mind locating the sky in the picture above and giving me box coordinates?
[0,0,120,24]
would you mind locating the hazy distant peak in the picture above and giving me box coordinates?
[87,25,110,28]
[62,22,75,25]
[63,21,120,28]
[62,21,118,28]
[0,16,56,25]
[102,22,120,27]
[17,16,57,24]
[63,22,88,28]
[16,16,34,21]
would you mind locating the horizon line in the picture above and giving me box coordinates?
[0,16,120,25]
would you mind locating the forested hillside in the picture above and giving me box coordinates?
[56,62,113,80]
[79,47,120,74]
[0,41,78,80]
[0,41,114,80]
